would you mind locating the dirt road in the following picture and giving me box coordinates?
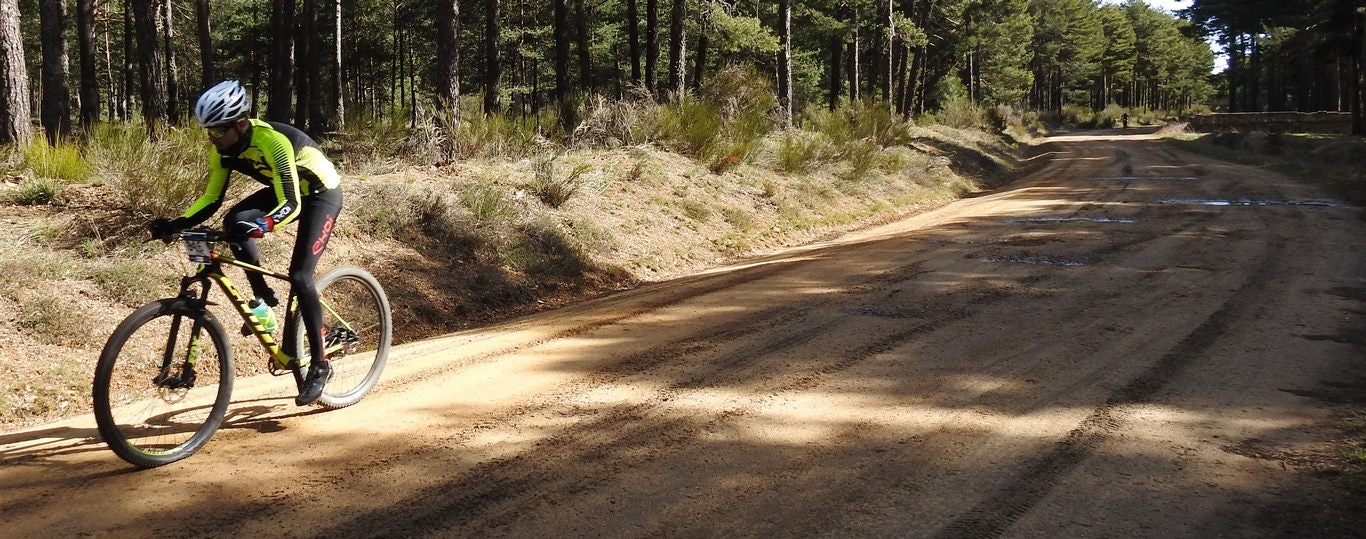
[4,130,1365,537]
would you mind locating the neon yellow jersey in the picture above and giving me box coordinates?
[181,119,341,228]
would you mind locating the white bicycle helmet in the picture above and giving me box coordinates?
[194,80,250,127]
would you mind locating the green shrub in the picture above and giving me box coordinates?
[840,140,881,182]
[455,111,547,159]
[566,216,617,254]
[705,110,768,173]
[573,93,660,147]
[804,107,854,147]
[415,192,487,256]
[659,99,724,156]
[1059,104,1094,127]
[502,218,589,277]
[7,177,63,205]
[659,66,778,166]
[17,297,91,346]
[23,142,91,183]
[87,123,210,219]
[720,206,754,229]
[989,104,1043,141]
[680,200,712,222]
[527,158,588,208]
[348,182,422,238]
[938,97,987,130]
[1092,104,1127,128]
[848,100,914,147]
[760,180,779,198]
[93,261,165,306]
[460,185,517,221]
[776,131,823,173]
[699,64,778,118]
[331,114,409,173]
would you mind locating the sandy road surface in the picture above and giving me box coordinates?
[4,130,1366,537]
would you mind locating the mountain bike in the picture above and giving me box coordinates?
[92,228,392,468]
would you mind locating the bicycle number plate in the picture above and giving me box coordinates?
[183,238,212,264]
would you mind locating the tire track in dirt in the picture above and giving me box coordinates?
[931,205,1295,539]
[727,154,1288,536]
[304,256,1030,537]
[381,255,824,387]
[316,210,1179,537]
[647,163,1243,535]
[160,248,939,537]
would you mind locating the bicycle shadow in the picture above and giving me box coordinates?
[0,397,328,468]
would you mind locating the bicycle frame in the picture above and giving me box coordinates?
[170,231,320,390]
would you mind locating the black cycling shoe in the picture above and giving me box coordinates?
[295,361,333,406]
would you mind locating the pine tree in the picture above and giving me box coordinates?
[0,0,29,144]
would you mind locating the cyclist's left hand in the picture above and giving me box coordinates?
[233,217,274,239]
[148,217,187,242]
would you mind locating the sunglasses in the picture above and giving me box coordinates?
[206,125,234,138]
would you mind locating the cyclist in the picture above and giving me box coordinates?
[148,80,342,406]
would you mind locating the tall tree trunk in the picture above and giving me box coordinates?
[485,0,501,113]
[196,0,213,88]
[848,8,860,102]
[295,0,317,127]
[332,0,343,129]
[407,31,416,127]
[880,0,892,110]
[122,0,133,119]
[667,0,684,99]
[645,0,657,94]
[910,44,927,116]
[435,0,460,127]
[77,0,99,128]
[307,31,323,130]
[513,0,523,115]
[612,39,622,98]
[828,34,841,111]
[627,0,639,85]
[1356,11,1365,135]
[893,41,908,115]
[574,0,591,93]
[0,0,30,144]
[268,0,295,121]
[163,0,179,123]
[777,0,791,126]
[102,12,117,118]
[131,0,166,137]
[553,0,573,124]
[691,32,707,92]
[1248,34,1261,112]
[40,0,72,143]
[304,0,322,130]
[1226,36,1237,112]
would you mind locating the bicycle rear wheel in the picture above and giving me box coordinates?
[93,299,233,468]
[294,266,391,409]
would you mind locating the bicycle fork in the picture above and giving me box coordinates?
[151,313,197,389]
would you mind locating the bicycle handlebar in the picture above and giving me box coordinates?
[178,229,224,242]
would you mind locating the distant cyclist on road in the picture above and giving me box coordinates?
[1121,112,1130,129]
[148,80,343,406]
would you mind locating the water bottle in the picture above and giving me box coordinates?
[249,298,278,334]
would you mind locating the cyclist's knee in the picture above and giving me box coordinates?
[288,271,316,293]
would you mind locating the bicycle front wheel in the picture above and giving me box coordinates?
[294,266,392,409]
[93,299,234,468]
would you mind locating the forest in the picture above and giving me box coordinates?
[0,0,1241,149]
